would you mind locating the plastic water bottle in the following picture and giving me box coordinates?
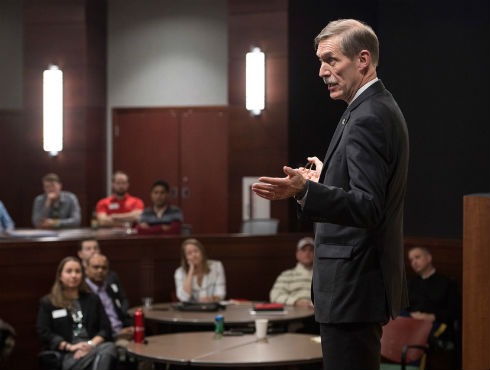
[214,315,224,339]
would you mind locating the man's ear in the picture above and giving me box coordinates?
[358,50,371,73]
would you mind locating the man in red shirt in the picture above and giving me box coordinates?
[96,171,144,227]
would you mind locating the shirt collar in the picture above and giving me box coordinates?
[85,277,106,292]
[421,268,436,280]
[349,77,379,105]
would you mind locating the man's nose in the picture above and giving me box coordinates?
[319,63,331,77]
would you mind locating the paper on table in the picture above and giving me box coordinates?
[310,336,321,343]
[249,310,288,315]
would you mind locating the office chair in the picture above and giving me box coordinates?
[240,218,279,235]
[38,350,62,370]
[380,316,432,370]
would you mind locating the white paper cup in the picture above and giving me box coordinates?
[142,297,153,310]
[255,319,268,340]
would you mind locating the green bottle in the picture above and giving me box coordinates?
[214,315,224,339]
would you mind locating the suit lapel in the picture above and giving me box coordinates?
[320,109,351,180]
[319,80,386,180]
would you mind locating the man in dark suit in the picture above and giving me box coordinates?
[85,253,134,344]
[252,18,409,370]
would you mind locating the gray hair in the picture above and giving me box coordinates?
[314,19,379,67]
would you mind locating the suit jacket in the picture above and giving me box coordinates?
[302,80,409,324]
[36,291,112,350]
[105,271,133,328]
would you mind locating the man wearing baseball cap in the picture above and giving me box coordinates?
[270,236,314,307]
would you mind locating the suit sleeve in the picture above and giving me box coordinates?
[91,295,113,340]
[36,297,65,350]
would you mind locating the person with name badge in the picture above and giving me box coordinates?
[36,256,117,370]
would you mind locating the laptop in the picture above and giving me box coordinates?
[171,302,224,312]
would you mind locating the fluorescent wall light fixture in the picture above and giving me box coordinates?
[245,47,265,116]
[43,65,63,156]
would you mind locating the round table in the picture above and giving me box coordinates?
[127,332,322,367]
[129,301,314,326]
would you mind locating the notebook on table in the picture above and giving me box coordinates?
[171,302,224,312]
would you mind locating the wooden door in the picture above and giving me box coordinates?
[112,107,228,234]
[113,108,180,205]
[180,109,228,234]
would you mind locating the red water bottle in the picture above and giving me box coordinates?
[133,308,145,343]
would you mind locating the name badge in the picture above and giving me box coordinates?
[52,309,68,319]
[108,203,120,210]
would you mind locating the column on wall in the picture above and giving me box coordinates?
[22,0,107,226]
[227,0,289,232]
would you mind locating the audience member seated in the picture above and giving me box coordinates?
[32,173,81,229]
[136,180,183,235]
[85,253,133,361]
[270,237,317,334]
[36,256,117,370]
[270,237,314,307]
[77,239,101,271]
[174,238,226,302]
[407,246,459,349]
[77,238,124,291]
[0,201,14,233]
[0,318,15,365]
[96,171,144,228]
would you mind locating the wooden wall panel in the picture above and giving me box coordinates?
[0,110,23,225]
[462,194,490,370]
[113,108,180,203]
[228,0,289,233]
[8,0,108,227]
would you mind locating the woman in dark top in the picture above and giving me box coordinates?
[37,256,117,370]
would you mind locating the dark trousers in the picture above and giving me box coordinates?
[62,342,117,370]
[320,322,382,370]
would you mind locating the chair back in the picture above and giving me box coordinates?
[381,316,432,363]
[240,218,279,235]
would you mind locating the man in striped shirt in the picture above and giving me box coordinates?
[270,237,314,307]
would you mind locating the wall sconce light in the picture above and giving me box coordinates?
[246,47,265,116]
[43,65,63,156]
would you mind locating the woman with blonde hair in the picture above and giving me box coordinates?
[37,256,116,370]
[174,238,226,302]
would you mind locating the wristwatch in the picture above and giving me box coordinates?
[87,340,95,348]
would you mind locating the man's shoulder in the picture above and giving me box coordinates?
[96,196,113,206]
[277,265,302,278]
[126,194,142,201]
[125,194,144,206]
[60,191,79,201]
[33,193,46,203]
[432,272,455,285]
[107,270,121,284]
[141,206,154,214]
[167,205,182,213]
